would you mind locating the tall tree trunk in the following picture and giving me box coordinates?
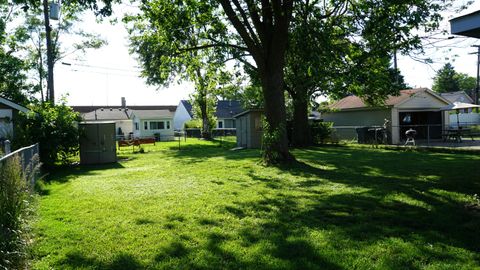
[291,96,311,147]
[42,0,55,104]
[200,97,211,140]
[259,61,294,164]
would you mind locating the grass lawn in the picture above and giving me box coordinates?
[31,139,480,269]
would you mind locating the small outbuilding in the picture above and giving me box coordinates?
[79,122,117,165]
[322,88,451,144]
[234,109,263,148]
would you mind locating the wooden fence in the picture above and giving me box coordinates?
[0,143,40,185]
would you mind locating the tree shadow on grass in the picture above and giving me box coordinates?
[60,252,143,270]
[45,162,126,184]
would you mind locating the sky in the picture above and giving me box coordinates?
[54,2,480,106]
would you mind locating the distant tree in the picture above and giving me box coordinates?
[454,73,476,93]
[432,63,460,93]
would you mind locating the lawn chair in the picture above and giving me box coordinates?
[404,128,416,146]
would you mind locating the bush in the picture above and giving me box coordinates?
[184,119,202,129]
[14,100,82,167]
[311,121,334,144]
[0,155,35,270]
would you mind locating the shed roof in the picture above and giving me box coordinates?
[131,110,174,119]
[81,108,131,121]
[0,96,29,113]
[329,88,443,110]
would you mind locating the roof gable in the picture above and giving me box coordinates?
[180,100,193,117]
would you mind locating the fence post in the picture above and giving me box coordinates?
[427,125,430,145]
[4,140,11,154]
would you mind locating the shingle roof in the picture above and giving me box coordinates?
[330,88,428,110]
[216,100,243,119]
[72,105,177,113]
[440,91,474,104]
[180,100,193,117]
[81,108,131,121]
[131,110,174,119]
[180,100,243,119]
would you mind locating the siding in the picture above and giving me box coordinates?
[322,109,391,140]
[173,102,192,130]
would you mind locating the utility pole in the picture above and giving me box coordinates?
[43,0,55,104]
[470,45,480,105]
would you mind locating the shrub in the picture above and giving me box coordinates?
[311,121,333,144]
[0,155,35,270]
[14,99,82,167]
[184,119,202,129]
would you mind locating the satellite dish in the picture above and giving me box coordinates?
[49,2,60,20]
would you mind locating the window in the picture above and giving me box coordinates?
[166,121,170,129]
[144,121,148,130]
[218,120,224,128]
[135,122,139,130]
[149,121,165,130]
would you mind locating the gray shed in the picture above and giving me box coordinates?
[79,122,117,165]
[234,109,263,148]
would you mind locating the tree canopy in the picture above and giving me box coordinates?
[432,63,476,94]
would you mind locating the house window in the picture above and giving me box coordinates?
[144,121,148,130]
[149,121,165,130]
[135,122,139,130]
[166,121,170,129]
[218,120,224,128]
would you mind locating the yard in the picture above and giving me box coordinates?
[31,139,480,269]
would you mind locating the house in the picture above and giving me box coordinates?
[322,88,451,144]
[131,110,175,140]
[173,100,244,130]
[0,96,29,140]
[72,97,177,139]
[440,91,474,104]
[80,108,133,138]
[234,109,263,148]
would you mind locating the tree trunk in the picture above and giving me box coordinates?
[260,65,294,164]
[291,96,311,147]
[200,100,211,140]
[43,0,55,104]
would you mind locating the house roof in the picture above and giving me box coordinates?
[180,100,244,119]
[81,108,132,121]
[0,96,29,113]
[329,88,440,110]
[216,100,244,119]
[439,91,474,104]
[131,110,174,119]
[72,105,177,113]
[180,100,193,117]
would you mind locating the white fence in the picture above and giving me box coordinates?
[0,143,40,185]
[449,113,480,127]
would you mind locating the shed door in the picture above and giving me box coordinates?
[98,124,117,163]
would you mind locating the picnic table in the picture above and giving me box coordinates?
[443,128,471,143]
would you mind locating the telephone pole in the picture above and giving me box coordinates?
[470,45,480,105]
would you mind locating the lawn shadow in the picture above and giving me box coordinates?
[60,251,143,270]
[45,162,126,184]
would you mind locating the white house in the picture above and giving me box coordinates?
[0,97,29,140]
[131,110,175,140]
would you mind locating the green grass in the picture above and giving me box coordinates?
[31,139,480,269]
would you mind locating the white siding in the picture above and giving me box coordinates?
[173,102,192,130]
[133,115,175,139]
[396,91,448,109]
[449,112,480,127]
